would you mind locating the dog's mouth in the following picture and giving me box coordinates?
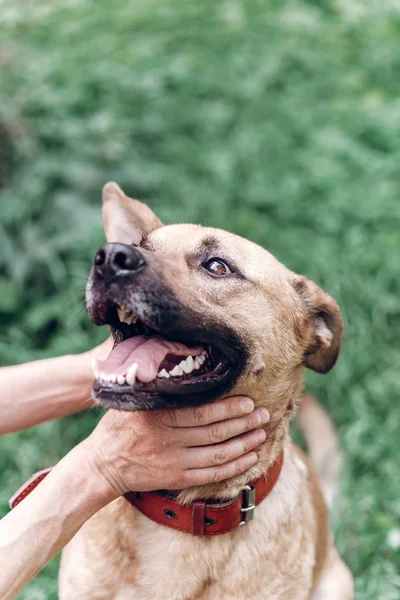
[91,302,234,410]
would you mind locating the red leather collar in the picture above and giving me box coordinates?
[9,450,284,536]
[125,449,284,536]
[9,467,53,510]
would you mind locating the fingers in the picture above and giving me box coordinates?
[160,396,255,428]
[183,428,266,469]
[178,452,259,489]
[179,406,270,447]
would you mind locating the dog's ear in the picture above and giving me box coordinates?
[102,182,163,244]
[292,275,343,374]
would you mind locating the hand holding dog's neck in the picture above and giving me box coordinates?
[176,379,301,505]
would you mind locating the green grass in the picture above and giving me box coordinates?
[1,0,400,597]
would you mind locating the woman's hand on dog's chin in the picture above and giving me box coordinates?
[81,397,270,503]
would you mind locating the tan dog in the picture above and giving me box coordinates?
[59,183,353,599]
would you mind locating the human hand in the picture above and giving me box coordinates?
[83,397,269,498]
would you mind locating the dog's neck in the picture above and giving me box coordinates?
[175,372,304,505]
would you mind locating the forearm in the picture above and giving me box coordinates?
[0,442,116,600]
[0,354,94,435]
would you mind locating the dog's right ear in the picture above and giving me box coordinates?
[102,182,163,245]
[292,275,344,374]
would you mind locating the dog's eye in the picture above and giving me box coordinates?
[202,259,232,277]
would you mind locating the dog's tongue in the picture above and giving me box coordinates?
[93,336,204,383]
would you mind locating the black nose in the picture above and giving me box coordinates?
[93,243,145,280]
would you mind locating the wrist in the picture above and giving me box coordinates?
[77,437,121,506]
[63,353,96,411]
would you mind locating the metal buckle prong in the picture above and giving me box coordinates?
[239,485,256,525]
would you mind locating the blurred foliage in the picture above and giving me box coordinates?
[1,0,400,598]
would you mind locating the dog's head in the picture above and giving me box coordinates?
[86,183,343,414]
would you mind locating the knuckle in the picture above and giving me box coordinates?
[191,406,204,425]
[178,431,190,447]
[225,398,236,419]
[214,446,230,465]
[199,405,214,425]
[242,437,250,453]
[244,414,254,431]
[210,424,224,444]
[235,459,245,476]
[211,467,223,483]
[152,439,166,456]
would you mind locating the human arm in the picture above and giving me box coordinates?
[0,340,112,435]
[0,396,269,599]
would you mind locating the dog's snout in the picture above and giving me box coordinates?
[94,243,145,280]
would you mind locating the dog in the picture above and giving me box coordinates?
[59,182,354,599]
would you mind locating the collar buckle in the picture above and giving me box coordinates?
[239,485,256,525]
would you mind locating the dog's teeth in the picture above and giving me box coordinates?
[117,374,126,385]
[117,304,138,325]
[169,364,184,377]
[158,369,170,378]
[180,355,195,374]
[123,312,138,325]
[193,358,201,370]
[126,363,138,385]
[117,306,135,324]
[197,355,206,365]
[110,374,117,383]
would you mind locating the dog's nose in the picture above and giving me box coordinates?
[93,243,145,280]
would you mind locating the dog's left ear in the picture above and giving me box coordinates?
[292,276,343,374]
[102,182,163,244]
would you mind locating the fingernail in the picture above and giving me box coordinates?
[257,408,270,424]
[240,399,254,413]
[255,429,267,443]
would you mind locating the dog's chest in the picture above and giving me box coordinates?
[116,506,315,600]
[119,461,314,599]
[60,452,318,600]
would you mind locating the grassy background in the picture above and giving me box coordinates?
[1,0,400,597]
